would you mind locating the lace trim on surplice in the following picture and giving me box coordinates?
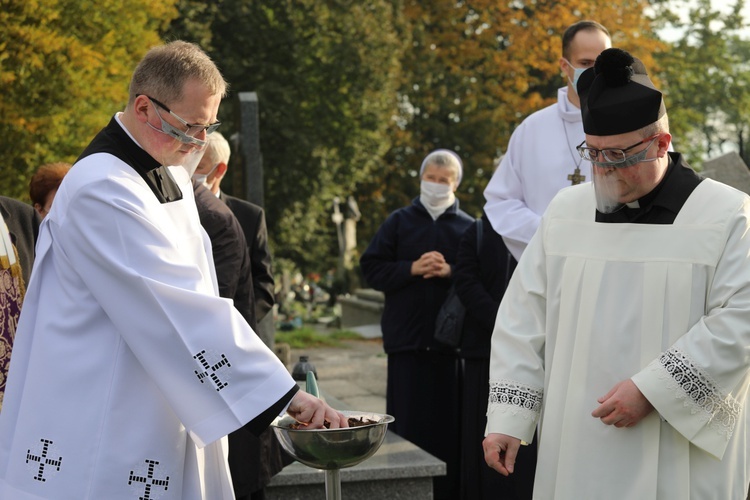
[654,348,741,440]
[488,379,543,421]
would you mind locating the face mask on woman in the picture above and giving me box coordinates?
[420,180,455,219]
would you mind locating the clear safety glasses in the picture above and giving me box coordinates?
[577,135,660,168]
[139,94,221,147]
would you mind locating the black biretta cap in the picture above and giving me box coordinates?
[577,48,665,136]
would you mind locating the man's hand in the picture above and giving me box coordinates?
[286,391,349,429]
[483,433,521,476]
[411,251,451,279]
[591,379,654,428]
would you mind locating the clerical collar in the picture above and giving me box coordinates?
[634,153,703,215]
[631,158,673,211]
[77,116,183,203]
[596,153,704,224]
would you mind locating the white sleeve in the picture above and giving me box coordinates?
[632,198,750,460]
[483,122,542,261]
[486,223,547,442]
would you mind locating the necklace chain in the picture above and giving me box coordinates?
[561,120,583,169]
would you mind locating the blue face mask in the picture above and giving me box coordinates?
[564,59,587,94]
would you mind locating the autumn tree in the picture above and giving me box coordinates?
[356,0,666,251]
[165,0,664,276]
[0,0,177,200]
[654,0,750,166]
[168,0,407,275]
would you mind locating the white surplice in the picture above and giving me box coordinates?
[484,87,587,261]
[487,179,750,499]
[0,152,295,499]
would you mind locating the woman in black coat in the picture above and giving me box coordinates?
[361,149,474,500]
[453,211,537,499]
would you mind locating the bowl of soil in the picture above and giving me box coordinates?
[271,410,395,470]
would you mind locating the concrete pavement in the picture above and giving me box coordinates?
[287,334,387,415]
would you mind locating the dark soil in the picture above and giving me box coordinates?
[289,416,379,430]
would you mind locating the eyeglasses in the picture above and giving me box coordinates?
[577,134,661,168]
[138,94,221,146]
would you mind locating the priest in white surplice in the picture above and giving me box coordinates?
[483,21,611,262]
[484,48,750,499]
[0,41,347,500]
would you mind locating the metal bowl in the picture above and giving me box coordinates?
[271,410,395,470]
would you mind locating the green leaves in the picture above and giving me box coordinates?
[0,0,177,200]
[184,0,406,273]
[654,0,750,167]
[370,0,665,226]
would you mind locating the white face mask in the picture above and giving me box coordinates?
[421,179,453,201]
[420,180,455,219]
[192,162,218,188]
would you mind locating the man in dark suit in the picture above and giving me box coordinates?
[193,132,275,327]
[192,181,256,328]
[220,195,274,323]
[192,133,282,500]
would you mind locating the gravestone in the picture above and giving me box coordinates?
[338,288,384,330]
[236,92,275,349]
[237,92,264,207]
[701,151,750,194]
[332,196,362,293]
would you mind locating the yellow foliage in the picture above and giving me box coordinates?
[376,0,669,222]
[0,0,179,200]
[397,0,665,155]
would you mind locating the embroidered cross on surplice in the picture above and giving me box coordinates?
[193,350,231,391]
[26,438,62,482]
[128,459,170,500]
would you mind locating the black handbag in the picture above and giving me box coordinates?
[434,219,483,348]
[434,285,466,348]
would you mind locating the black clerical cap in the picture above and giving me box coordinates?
[577,48,665,136]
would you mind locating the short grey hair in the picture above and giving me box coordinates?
[639,113,670,139]
[419,149,463,186]
[204,132,231,167]
[128,40,227,105]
